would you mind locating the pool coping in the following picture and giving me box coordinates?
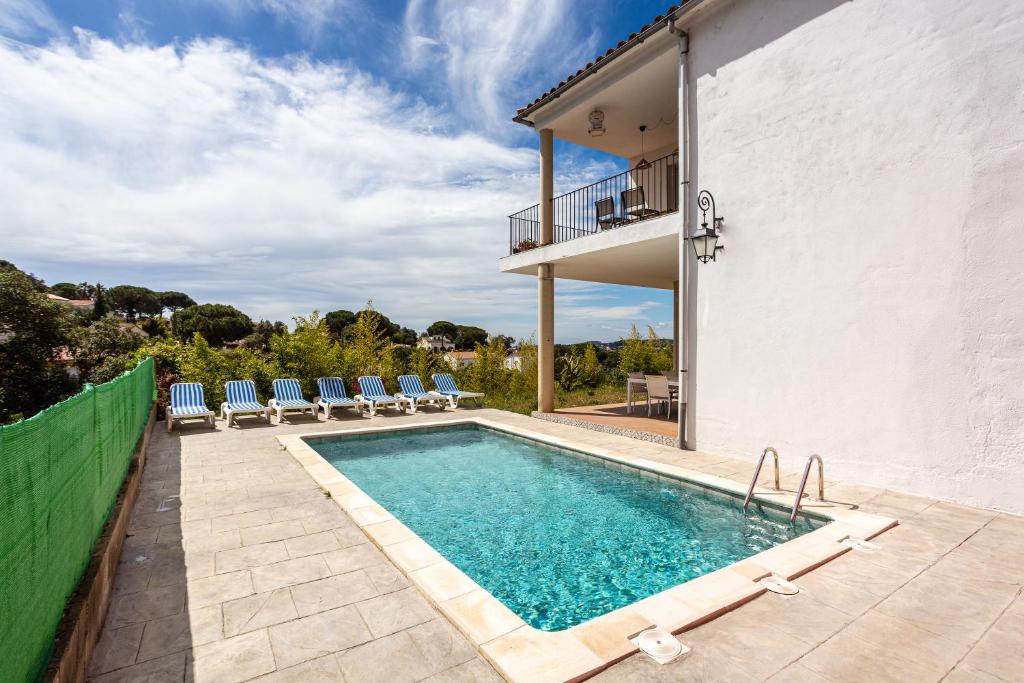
[277,417,897,683]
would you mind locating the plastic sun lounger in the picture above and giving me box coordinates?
[315,377,367,418]
[397,375,450,412]
[356,376,411,416]
[431,373,485,408]
[167,382,216,432]
[268,378,319,422]
[221,380,271,426]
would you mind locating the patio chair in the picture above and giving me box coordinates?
[431,373,485,408]
[622,187,661,221]
[645,374,674,420]
[397,375,450,412]
[269,378,318,422]
[316,377,367,419]
[595,196,623,230]
[356,376,411,416]
[221,380,271,427]
[166,382,215,432]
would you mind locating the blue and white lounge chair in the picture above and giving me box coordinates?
[316,377,366,418]
[431,373,484,407]
[397,375,449,412]
[167,382,215,432]
[221,380,271,426]
[356,376,411,416]
[269,378,318,422]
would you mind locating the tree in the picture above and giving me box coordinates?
[108,285,161,320]
[0,260,46,291]
[493,335,516,349]
[139,316,171,338]
[269,311,343,398]
[159,291,196,314]
[455,325,488,350]
[243,320,286,351]
[617,325,651,375]
[407,346,442,387]
[171,303,253,347]
[177,333,233,406]
[426,321,458,340]
[50,282,82,299]
[392,326,417,346]
[0,270,81,421]
[342,303,399,388]
[80,316,145,379]
[325,310,357,338]
[356,308,399,340]
[92,283,108,319]
[581,344,602,386]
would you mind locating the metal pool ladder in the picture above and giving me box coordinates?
[742,447,781,511]
[790,454,825,522]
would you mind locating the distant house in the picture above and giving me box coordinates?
[418,335,455,352]
[47,293,94,313]
[504,351,522,371]
[444,351,476,369]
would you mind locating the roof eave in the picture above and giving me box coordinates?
[512,4,689,127]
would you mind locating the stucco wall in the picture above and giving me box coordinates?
[688,0,1024,513]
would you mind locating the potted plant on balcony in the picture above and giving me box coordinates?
[513,239,538,254]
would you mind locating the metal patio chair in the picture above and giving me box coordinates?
[622,187,661,221]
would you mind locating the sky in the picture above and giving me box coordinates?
[0,0,675,342]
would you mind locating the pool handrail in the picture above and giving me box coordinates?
[742,446,780,511]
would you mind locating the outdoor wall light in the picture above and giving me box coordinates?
[588,110,606,137]
[690,190,724,263]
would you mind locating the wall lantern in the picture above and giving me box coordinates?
[588,110,606,137]
[691,190,724,263]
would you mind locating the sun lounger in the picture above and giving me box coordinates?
[269,378,318,422]
[431,373,484,407]
[167,382,215,432]
[316,377,367,418]
[221,379,271,426]
[356,376,411,416]
[397,375,450,412]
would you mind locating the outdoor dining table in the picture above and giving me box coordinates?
[626,376,681,414]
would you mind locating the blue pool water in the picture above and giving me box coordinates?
[311,425,818,631]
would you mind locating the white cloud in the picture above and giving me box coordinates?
[0,0,59,38]
[0,30,670,342]
[402,0,600,132]
[199,0,359,41]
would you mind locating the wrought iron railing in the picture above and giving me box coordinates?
[509,151,679,255]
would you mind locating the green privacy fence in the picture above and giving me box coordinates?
[0,357,155,683]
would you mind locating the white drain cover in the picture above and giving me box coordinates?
[760,574,800,595]
[635,627,688,664]
[842,537,881,553]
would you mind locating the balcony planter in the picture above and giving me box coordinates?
[513,239,539,254]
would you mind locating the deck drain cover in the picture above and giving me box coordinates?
[842,537,880,553]
[635,627,688,664]
[760,574,800,595]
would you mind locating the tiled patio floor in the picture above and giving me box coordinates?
[548,402,679,438]
[88,407,1024,682]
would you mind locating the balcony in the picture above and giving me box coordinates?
[508,151,679,255]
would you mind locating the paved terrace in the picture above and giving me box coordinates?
[89,408,1023,682]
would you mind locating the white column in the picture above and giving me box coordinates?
[538,129,555,413]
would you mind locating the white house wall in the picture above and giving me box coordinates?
[687,0,1024,512]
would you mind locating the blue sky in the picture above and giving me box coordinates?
[0,0,675,342]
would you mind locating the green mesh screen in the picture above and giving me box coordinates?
[0,358,155,683]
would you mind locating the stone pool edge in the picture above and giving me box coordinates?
[276,417,896,683]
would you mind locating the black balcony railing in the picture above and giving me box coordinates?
[509,151,679,255]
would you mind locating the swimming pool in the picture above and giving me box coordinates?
[309,424,820,631]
